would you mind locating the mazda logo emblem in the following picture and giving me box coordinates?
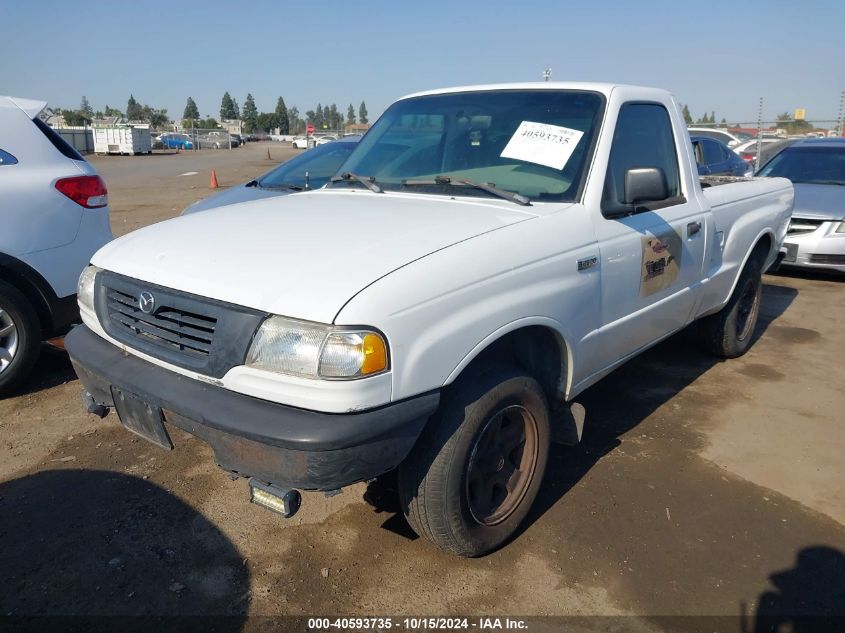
[138,291,155,314]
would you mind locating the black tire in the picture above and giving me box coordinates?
[699,256,763,358]
[398,365,550,557]
[0,281,42,397]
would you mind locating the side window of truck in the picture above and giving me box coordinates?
[0,148,18,165]
[602,103,682,215]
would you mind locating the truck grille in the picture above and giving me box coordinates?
[95,272,267,378]
[105,287,216,357]
[787,218,824,236]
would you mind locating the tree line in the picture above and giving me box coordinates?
[679,104,816,133]
[680,104,727,126]
[56,93,371,135]
[60,94,168,128]
[183,93,370,135]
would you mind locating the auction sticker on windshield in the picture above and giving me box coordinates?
[500,121,584,170]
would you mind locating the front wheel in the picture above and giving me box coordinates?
[398,366,550,557]
[699,256,763,358]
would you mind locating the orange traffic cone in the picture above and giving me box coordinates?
[209,169,219,189]
[266,147,272,160]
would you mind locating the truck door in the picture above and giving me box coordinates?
[589,102,707,372]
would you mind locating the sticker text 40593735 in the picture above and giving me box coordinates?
[500,121,584,171]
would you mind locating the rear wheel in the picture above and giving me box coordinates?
[398,366,550,557]
[699,256,762,358]
[0,281,42,397]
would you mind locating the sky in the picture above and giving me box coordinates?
[1,0,843,125]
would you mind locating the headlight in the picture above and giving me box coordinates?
[77,265,102,312]
[836,221,845,234]
[246,316,388,380]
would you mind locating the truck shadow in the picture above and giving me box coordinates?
[0,469,250,629]
[522,280,796,540]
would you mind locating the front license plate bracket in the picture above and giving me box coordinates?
[111,387,173,450]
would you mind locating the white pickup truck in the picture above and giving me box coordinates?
[67,82,793,557]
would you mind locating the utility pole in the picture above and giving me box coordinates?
[755,97,764,169]
[837,90,844,137]
[542,68,552,82]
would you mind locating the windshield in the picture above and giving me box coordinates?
[758,146,845,185]
[332,89,605,202]
[258,142,357,189]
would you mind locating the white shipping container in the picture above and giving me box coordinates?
[92,127,152,155]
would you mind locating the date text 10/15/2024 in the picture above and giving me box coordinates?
[307,617,528,630]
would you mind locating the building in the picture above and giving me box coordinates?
[221,119,243,135]
[344,122,370,135]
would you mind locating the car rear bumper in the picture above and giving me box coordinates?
[66,324,439,490]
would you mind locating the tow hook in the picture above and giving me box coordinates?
[82,390,109,418]
[248,478,301,518]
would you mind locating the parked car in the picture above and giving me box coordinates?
[757,138,845,273]
[0,95,113,395]
[150,133,164,150]
[291,136,309,149]
[199,131,238,149]
[231,133,243,147]
[690,136,751,176]
[182,136,362,215]
[756,139,799,170]
[733,138,784,166]
[687,127,743,148]
[315,135,338,146]
[159,133,194,150]
[67,82,792,556]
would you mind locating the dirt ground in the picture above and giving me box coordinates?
[1,144,843,631]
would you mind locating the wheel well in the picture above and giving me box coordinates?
[458,326,567,406]
[751,233,772,266]
[0,259,54,333]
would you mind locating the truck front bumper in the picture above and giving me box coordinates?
[66,325,439,491]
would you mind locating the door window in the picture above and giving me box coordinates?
[701,139,725,165]
[602,103,682,214]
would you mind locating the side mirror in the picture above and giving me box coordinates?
[624,167,669,205]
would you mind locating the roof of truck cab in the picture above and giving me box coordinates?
[397,82,670,101]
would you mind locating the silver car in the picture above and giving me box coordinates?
[757,138,845,273]
[182,136,361,215]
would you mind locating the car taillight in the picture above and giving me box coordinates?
[740,152,755,163]
[55,175,108,208]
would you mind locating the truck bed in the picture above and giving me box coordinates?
[699,175,755,188]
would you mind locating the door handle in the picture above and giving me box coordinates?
[687,221,702,237]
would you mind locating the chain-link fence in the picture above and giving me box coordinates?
[687,119,843,138]
[185,128,239,149]
[155,128,241,150]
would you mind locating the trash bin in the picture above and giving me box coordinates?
[307,138,317,149]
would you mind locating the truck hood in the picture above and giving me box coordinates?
[791,183,845,221]
[92,190,537,323]
[181,183,283,215]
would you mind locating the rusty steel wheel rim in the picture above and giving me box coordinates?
[466,404,539,526]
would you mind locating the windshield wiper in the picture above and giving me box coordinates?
[330,172,383,193]
[402,175,531,206]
